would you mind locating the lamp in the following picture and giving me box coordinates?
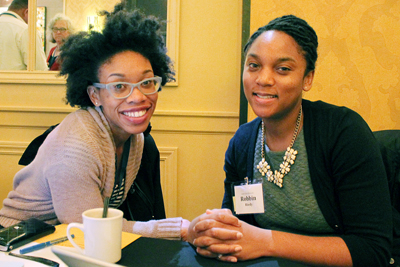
[87,16,99,32]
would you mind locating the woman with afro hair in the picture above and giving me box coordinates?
[0,2,190,240]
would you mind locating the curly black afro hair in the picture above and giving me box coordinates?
[59,3,175,108]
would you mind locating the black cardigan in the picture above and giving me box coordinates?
[117,125,166,221]
[222,100,392,267]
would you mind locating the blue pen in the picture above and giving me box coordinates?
[19,234,74,254]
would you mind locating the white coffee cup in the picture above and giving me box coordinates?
[67,208,123,263]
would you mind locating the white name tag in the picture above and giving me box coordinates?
[234,183,264,214]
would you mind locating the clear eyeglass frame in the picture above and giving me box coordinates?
[93,76,162,99]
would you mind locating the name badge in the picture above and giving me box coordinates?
[234,183,264,214]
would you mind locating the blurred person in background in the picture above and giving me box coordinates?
[0,0,47,70]
[47,13,75,70]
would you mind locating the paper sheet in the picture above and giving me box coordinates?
[34,224,140,249]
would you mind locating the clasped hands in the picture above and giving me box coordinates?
[186,209,269,263]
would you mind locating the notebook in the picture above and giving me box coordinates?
[51,246,126,267]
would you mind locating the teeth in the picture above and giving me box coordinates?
[123,110,146,118]
[257,94,276,99]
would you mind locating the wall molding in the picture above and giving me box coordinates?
[159,147,178,218]
[0,71,66,85]
[0,141,27,156]
[165,0,180,86]
[0,106,76,114]
[0,106,239,134]
[0,106,238,118]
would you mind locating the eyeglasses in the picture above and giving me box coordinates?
[52,27,68,33]
[93,76,162,99]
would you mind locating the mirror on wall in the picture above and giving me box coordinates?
[0,0,63,71]
[0,0,179,85]
[130,0,167,42]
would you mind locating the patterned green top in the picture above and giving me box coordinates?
[253,125,334,235]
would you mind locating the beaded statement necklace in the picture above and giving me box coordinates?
[256,106,302,188]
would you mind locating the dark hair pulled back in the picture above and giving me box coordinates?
[244,15,318,75]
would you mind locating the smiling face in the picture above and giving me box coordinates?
[243,30,314,121]
[88,50,158,146]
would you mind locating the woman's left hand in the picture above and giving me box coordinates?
[186,209,242,244]
[193,219,271,262]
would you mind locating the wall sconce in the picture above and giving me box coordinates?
[87,16,99,32]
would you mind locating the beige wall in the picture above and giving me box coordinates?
[248,0,400,131]
[0,0,243,221]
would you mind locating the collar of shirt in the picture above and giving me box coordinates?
[0,11,25,23]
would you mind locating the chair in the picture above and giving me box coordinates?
[374,130,400,265]
[18,124,59,166]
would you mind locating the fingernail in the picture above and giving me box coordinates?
[230,257,238,262]
[237,232,243,239]
[235,246,242,252]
